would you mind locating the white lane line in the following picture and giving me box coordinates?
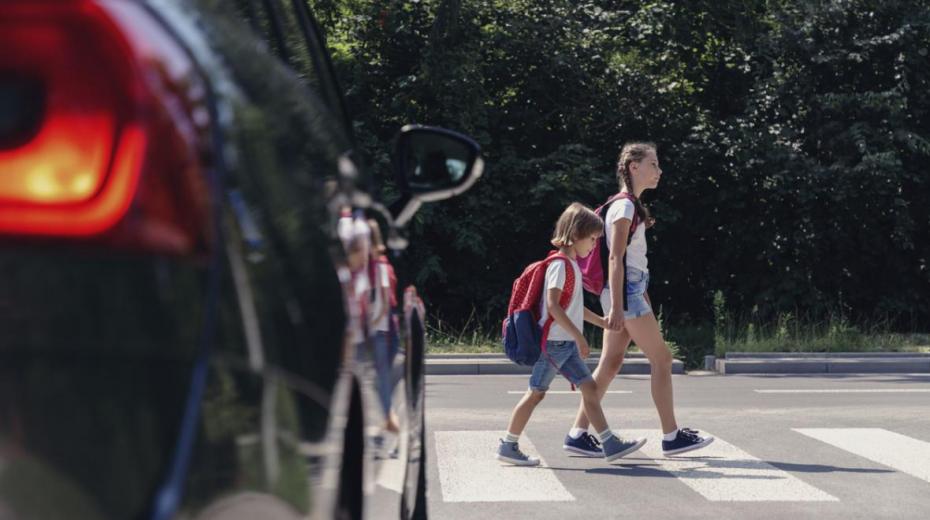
[625,429,838,502]
[756,389,930,394]
[434,430,574,502]
[794,428,930,484]
[507,390,632,394]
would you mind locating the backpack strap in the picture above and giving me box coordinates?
[539,253,578,391]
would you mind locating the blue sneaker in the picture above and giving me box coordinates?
[602,434,647,462]
[496,439,540,466]
[563,432,603,457]
[662,428,714,456]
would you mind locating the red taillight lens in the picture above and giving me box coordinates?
[0,0,212,255]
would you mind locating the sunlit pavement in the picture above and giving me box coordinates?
[423,373,930,519]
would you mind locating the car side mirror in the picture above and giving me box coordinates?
[390,125,483,226]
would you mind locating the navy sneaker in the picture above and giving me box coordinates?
[602,434,647,462]
[563,432,603,457]
[662,428,715,456]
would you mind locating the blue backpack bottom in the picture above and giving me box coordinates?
[502,310,542,366]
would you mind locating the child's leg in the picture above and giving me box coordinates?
[577,380,609,434]
[625,312,678,435]
[506,389,546,436]
[571,327,632,431]
[507,352,557,438]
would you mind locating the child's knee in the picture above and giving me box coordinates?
[603,356,624,375]
[648,346,673,370]
[528,389,547,403]
[579,380,599,400]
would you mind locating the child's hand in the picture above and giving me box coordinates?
[606,309,625,330]
[577,337,590,359]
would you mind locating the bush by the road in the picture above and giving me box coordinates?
[312,0,930,335]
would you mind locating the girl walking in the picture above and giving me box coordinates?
[562,142,714,457]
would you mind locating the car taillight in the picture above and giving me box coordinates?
[0,0,213,255]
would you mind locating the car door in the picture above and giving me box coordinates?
[150,0,356,518]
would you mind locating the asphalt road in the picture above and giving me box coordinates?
[422,373,930,519]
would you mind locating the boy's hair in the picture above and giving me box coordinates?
[367,218,386,254]
[551,202,603,248]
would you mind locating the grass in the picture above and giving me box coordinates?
[425,314,500,354]
[425,303,930,370]
[710,291,930,358]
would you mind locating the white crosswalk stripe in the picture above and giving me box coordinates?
[432,428,930,504]
[434,430,575,502]
[794,428,930,484]
[756,389,930,394]
[624,429,838,501]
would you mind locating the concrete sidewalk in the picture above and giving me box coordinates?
[426,351,930,375]
[426,352,684,375]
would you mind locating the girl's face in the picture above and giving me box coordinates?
[631,149,662,190]
[574,233,599,258]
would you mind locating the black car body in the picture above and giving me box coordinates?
[0,1,481,518]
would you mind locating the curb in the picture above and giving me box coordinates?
[715,352,930,375]
[425,353,684,376]
[425,352,930,375]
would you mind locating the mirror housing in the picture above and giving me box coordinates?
[390,125,483,226]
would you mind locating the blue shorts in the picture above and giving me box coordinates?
[599,267,652,319]
[528,340,594,392]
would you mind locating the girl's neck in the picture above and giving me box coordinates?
[559,246,577,259]
[621,186,646,198]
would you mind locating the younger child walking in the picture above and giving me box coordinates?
[497,203,646,465]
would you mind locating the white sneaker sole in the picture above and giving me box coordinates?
[663,436,715,456]
[496,454,540,466]
[562,444,602,457]
[604,438,647,462]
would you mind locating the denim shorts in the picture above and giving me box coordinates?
[528,340,594,392]
[599,267,652,319]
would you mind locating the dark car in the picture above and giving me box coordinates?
[0,1,481,519]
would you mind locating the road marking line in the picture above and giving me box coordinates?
[434,430,574,502]
[507,390,632,394]
[756,389,930,394]
[794,428,930,483]
[625,429,838,502]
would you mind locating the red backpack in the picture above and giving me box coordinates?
[577,192,641,301]
[501,251,575,367]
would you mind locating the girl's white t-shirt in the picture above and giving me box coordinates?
[605,198,648,273]
[349,271,370,344]
[538,257,584,342]
[370,262,392,332]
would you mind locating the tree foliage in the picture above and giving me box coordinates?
[311,0,930,329]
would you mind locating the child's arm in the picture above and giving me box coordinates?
[584,307,607,329]
[370,264,391,326]
[546,287,590,358]
[606,218,632,330]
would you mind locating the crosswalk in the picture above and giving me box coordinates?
[433,428,930,504]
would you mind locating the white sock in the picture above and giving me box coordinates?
[568,428,586,439]
[505,432,520,443]
[597,429,613,443]
[663,430,679,441]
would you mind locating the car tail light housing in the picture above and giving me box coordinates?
[0,0,213,255]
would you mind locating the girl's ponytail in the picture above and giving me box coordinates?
[616,142,656,228]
